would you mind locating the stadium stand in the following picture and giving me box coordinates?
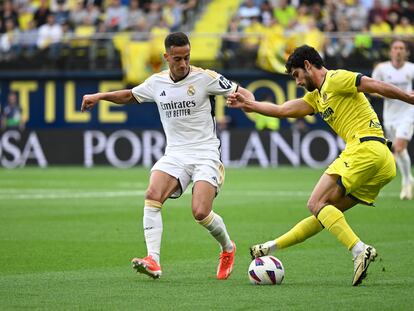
[0,0,413,75]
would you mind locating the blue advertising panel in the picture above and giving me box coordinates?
[0,71,335,130]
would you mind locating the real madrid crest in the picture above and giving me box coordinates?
[322,92,328,102]
[187,85,195,96]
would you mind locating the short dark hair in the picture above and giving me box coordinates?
[285,45,324,74]
[164,32,190,51]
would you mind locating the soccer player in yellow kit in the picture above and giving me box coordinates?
[227,45,414,286]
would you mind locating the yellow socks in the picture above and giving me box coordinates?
[275,216,324,249]
[317,205,359,250]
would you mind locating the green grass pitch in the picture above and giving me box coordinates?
[1,167,413,310]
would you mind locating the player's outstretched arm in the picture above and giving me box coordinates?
[227,92,314,118]
[81,89,136,112]
[358,76,414,105]
[235,87,255,112]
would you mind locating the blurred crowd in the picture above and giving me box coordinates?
[0,0,198,68]
[0,0,414,72]
[223,0,414,71]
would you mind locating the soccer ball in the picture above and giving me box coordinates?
[248,255,285,285]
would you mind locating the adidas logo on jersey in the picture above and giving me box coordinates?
[160,90,166,96]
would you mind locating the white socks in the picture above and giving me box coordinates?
[351,240,365,259]
[197,212,233,252]
[396,149,414,186]
[143,204,163,264]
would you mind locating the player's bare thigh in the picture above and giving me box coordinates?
[192,180,216,221]
[307,173,357,215]
[146,170,180,203]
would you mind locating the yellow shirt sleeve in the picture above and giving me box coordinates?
[303,90,319,113]
[331,70,360,94]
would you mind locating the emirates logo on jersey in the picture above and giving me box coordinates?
[187,85,195,96]
[160,100,196,118]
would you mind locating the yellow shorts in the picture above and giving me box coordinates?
[325,139,396,205]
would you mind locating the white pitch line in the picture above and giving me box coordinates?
[0,189,400,200]
[0,190,146,200]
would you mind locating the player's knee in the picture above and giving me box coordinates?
[192,206,210,221]
[393,145,405,154]
[145,187,162,202]
[307,198,323,216]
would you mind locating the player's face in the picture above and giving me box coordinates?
[291,68,317,92]
[165,45,191,80]
[390,41,407,63]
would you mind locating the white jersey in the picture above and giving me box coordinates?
[131,66,238,154]
[372,61,414,125]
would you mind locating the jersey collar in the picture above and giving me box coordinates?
[169,66,191,83]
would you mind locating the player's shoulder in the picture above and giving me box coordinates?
[326,69,354,83]
[373,61,390,71]
[405,61,414,70]
[303,89,319,102]
[190,65,220,79]
[151,69,170,80]
[324,69,361,91]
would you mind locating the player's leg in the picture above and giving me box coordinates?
[394,137,414,200]
[132,170,180,279]
[193,180,233,252]
[387,122,413,200]
[192,180,236,280]
[250,175,357,259]
[308,173,363,251]
[250,215,324,258]
[307,173,379,286]
[319,141,395,285]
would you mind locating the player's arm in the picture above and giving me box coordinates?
[358,75,414,105]
[234,86,255,112]
[227,92,314,118]
[81,89,137,112]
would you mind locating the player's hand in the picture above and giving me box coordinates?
[227,93,253,112]
[81,94,100,112]
[227,92,247,107]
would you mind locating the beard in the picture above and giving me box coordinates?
[304,75,317,92]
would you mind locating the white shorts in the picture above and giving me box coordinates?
[385,121,414,141]
[151,152,225,198]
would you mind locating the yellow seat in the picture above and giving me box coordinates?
[191,0,243,62]
[122,41,152,85]
[72,25,96,48]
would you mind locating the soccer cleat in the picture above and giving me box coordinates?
[400,183,413,200]
[250,243,270,259]
[352,245,377,286]
[217,241,236,280]
[131,256,162,279]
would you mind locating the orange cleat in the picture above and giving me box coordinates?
[131,256,162,279]
[217,241,236,280]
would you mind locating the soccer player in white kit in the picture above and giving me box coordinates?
[372,40,414,200]
[81,32,254,279]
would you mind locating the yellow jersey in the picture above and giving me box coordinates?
[303,69,384,144]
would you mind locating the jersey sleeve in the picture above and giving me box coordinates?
[204,69,238,97]
[334,70,361,93]
[303,90,319,113]
[131,77,155,103]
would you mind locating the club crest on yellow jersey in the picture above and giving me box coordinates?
[322,92,328,103]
